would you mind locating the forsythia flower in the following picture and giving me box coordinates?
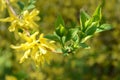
[11,32,55,67]
[0,0,6,12]
[0,8,40,32]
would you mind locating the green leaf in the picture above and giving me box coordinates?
[44,34,60,42]
[66,28,79,41]
[79,43,90,49]
[85,5,102,27]
[80,10,90,31]
[55,24,66,37]
[72,34,79,43]
[17,1,25,10]
[55,15,65,28]
[29,0,36,4]
[92,4,102,22]
[22,0,36,11]
[85,23,97,35]
[81,36,92,43]
[62,36,66,44]
[96,24,112,32]
[26,5,35,10]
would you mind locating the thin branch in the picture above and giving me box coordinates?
[5,0,17,16]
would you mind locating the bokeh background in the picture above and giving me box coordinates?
[0,0,120,80]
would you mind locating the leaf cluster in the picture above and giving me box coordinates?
[17,0,36,12]
[45,5,112,55]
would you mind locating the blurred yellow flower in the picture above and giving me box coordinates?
[11,32,55,67]
[0,9,40,32]
[5,75,17,80]
[0,0,6,12]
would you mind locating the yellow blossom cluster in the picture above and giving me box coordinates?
[0,0,56,67]
[0,8,40,32]
[11,32,55,66]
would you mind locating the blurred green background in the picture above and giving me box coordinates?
[0,0,120,80]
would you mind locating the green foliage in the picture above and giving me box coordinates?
[17,1,25,10]
[96,23,112,33]
[79,43,90,49]
[66,28,79,42]
[17,0,36,11]
[26,0,36,10]
[80,10,90,31]
[55,15,65,28]
[55,24,66,37]
[46,5,112,55]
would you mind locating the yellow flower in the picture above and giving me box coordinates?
[0,0,6,12]
[11,32,55,67]
[0,8,40,32]
[22,9,40,29]
[5,75,17,80]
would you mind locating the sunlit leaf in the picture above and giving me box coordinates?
[55,15,65,28]
[66,28,79,42]
[26,5,35,10]
[55,24,66,37]
[92,4,102,22]
[79,43,90,49]
[44,34,60,42]
[86,25,97,35]
[80,10,90,31]
[85,5,101,27]
[96,24,112,32]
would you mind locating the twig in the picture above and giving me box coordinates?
[5,0,17,16]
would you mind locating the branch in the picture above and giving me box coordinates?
[5,0,17,16]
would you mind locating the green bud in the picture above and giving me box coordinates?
[56,24,66,37]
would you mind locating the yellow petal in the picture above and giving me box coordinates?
[30,31,39,41]
[30,9,39,18]
[11,43,29,50]
[23,10,29,18]
[18,33,32,42]
[39,46,47,54]
[20,49,31,63]
[0,17,13,22]
[8,20,17,32]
